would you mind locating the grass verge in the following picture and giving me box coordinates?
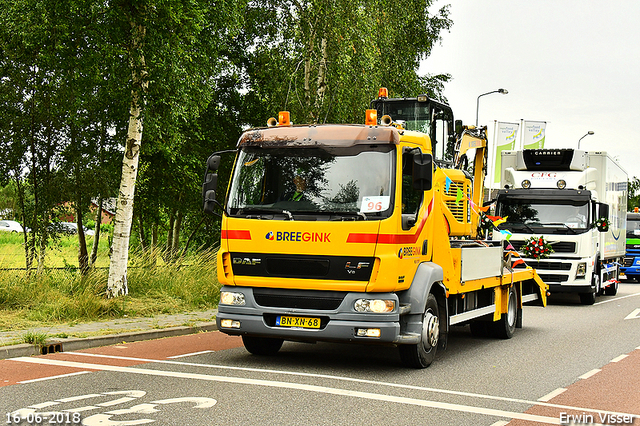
[0,249,221,335]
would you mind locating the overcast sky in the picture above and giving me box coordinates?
[420,0,640,180]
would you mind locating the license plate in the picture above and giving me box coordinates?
[276,316,321,329]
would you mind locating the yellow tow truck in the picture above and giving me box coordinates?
[202,88,547,368]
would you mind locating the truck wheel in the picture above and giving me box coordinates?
[580,275,598,305]
[604,280,618,296]
[469,321,489,337]
[242,336,284,356]
[490,285,517,339]
[399,294,439,369]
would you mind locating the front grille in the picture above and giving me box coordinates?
[253,288,346,310]
[516,261,571,271]
[266,257,329,277]
[445,181,469,223]
[537,274,569,283]
[509,240,576,253]
[231,252,374,281]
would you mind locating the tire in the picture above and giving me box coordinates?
[490,285,517,339]
[242,336,284,356]
[604,280,618,296]
[469,321,490,338]
[580,274,598,305]
[399,294,439,369]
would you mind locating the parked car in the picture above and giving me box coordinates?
[0,220,24,233]
[49,222,95,236]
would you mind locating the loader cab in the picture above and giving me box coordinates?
[370,87,455,166]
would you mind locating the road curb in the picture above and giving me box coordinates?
[0,323,218,360]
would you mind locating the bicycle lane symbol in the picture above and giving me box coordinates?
[9,390,217,425]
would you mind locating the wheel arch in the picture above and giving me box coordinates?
[397,262,448,349]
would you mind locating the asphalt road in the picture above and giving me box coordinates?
[2,283,639,426]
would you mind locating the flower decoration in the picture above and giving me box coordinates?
[520,236,554,260]
[594,217,610,232]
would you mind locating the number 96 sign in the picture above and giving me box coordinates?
[360,196,390,213]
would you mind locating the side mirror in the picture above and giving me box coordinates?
[207,155,221,171]
[203,190,218,216]
[201,149,236,216]
[412,152,433,191]
[202,157,220,216]
[598,203,609,220]
[596,202,610,232]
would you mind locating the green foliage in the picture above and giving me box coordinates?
[629,176,640,211]
[0,0,452,278]
[0,249,220,328]
[21,330,49,346]
[235,0,452,127]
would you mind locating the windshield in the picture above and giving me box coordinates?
[496,198,591,234]
[379,100,430,133]
[227,145,395,219]
[627,218,640,239]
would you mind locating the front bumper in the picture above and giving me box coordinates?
[216,286,406,344]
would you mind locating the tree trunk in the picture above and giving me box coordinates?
[72,121,90,276]
[150,220,158,266]
[138,213,147,252]
[107,17,148,298]
[181,215,205,257]
[172,210,182,255]
[76,206,89,275]
[15,177,33,270]
[90,197,103,267]
[151,221,158,249]
[165,210,175,262]
[314,37,328,121]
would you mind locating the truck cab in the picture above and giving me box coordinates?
[621,212,640,281]
[493,149,626,304]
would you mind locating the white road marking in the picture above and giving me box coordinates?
[58,351,637,419]
[624,308,640,320]
[11,356,637,425]
[489,422,510,426]
[167,350,214,359]
[18,371,91,384]
[610,354,628,363]
[594,291,640,305]
[11,356,563,424]
[538,388,567,402]
[57,394,104,402]
[579,369,601,380]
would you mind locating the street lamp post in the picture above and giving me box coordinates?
[578,131,594,149]
[476,88,508,127]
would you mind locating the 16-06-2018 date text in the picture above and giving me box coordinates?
[6,412,82,424]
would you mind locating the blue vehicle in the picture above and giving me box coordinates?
[621,212,640,281]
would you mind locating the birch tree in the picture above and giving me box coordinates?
[107,10,148,297]
[107,0,244,296]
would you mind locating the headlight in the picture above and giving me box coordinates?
[576,262,587,278]
[354,299,395,313]
[220,291,246,306]
[557,179,567,189]
[521,179,531,189]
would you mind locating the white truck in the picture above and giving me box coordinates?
[493,149,627,304]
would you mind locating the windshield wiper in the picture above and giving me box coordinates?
[238,207,294,220]
[504,222,536,233]
[542,222,577,234]
[318,211,368,221]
